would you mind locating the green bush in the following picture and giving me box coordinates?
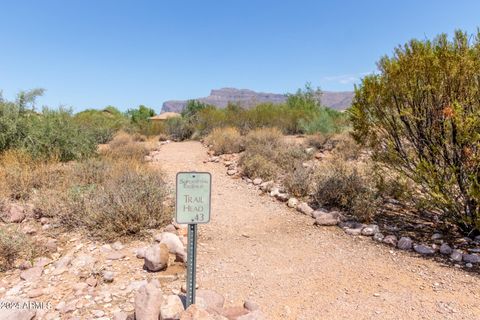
[21,108,97,161]
[299,107,349,134]
[74,107,127,143]
[350,30,480,233]
[165,117,195,141]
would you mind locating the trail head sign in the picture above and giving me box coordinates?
[176,172,211,224]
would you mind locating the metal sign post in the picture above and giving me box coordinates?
[186,224,197,306]
[176,172,211,308]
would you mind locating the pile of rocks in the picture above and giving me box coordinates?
[132,282,265,320]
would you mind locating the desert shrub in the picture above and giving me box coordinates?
[275,144,309,172]
[165,117,194,141]
[299,107,350,134]
[38,158,171,240]
[313,160,379,222]
[241,128,309,179]
[74,107,127,144]
[204,127,243,155]
[21,107,97,161]
[283,165,313,197]
[243,127,283,151]
[0,227,29,271]
[241,154,279,180]
[103,132,148,161]
[350,30,480,233]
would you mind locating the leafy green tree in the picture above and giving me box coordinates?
[126,105,155,125]
[350,30,480,234]
[181,100,209,118]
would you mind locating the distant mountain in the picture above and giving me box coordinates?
[161,88,354,113]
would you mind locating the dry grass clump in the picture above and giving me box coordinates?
[102,131,148,161]
[329,133,362,160]
[313,159,379,222]
[241,154,279,180]
[204,127,244,155]
[240,128,310,181]
[0,227,32,271]
[36,157,171,241]
[0,150,66,200]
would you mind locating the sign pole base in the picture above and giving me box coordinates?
[186,224,197,308]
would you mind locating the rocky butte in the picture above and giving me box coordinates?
[161,87,354,113]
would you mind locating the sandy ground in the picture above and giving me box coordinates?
[154,141,480,320]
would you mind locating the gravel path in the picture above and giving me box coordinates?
[154,141,480,320]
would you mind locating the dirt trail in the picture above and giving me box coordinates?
[154,141,480,320]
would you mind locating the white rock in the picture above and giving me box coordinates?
[134,280,163,320]
[154,232,184,255]
[143,243,169,272]
[160,295,184,320]
[287,198,298,208]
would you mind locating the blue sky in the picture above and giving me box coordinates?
[1,0,479,112]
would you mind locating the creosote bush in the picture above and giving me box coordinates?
[350,30,480,233]
[103,131,149,161]
[283,165,313,197]
[204,127,244,155]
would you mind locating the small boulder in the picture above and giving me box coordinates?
[221,307,248,319]
[361,225,380,236]
[314,212,339,226]
[103,270,114,283]
[373,233,384,242]
[296,202,314,216]
[450,250,463,262]
[20,266,43,282]
[252,178,263,186]
[287,198,298,208]
[462,253,480,264]
[439,243,453,255]
[112,241,124,250]
[413,244,435,255]
[179,304,211,319]
[344,228,362,236]
[136,248,146,259]
[382,235,398,246]
[431,233,443,240]
[397,237,413,250]
[227,169,237,176]
[160,295,185,320]
[164,224,177,234]
[269,188,280,197]
[1,203,26,223]
[155,232,185,255]
[134,280,163,320]
[143,243,169,272]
